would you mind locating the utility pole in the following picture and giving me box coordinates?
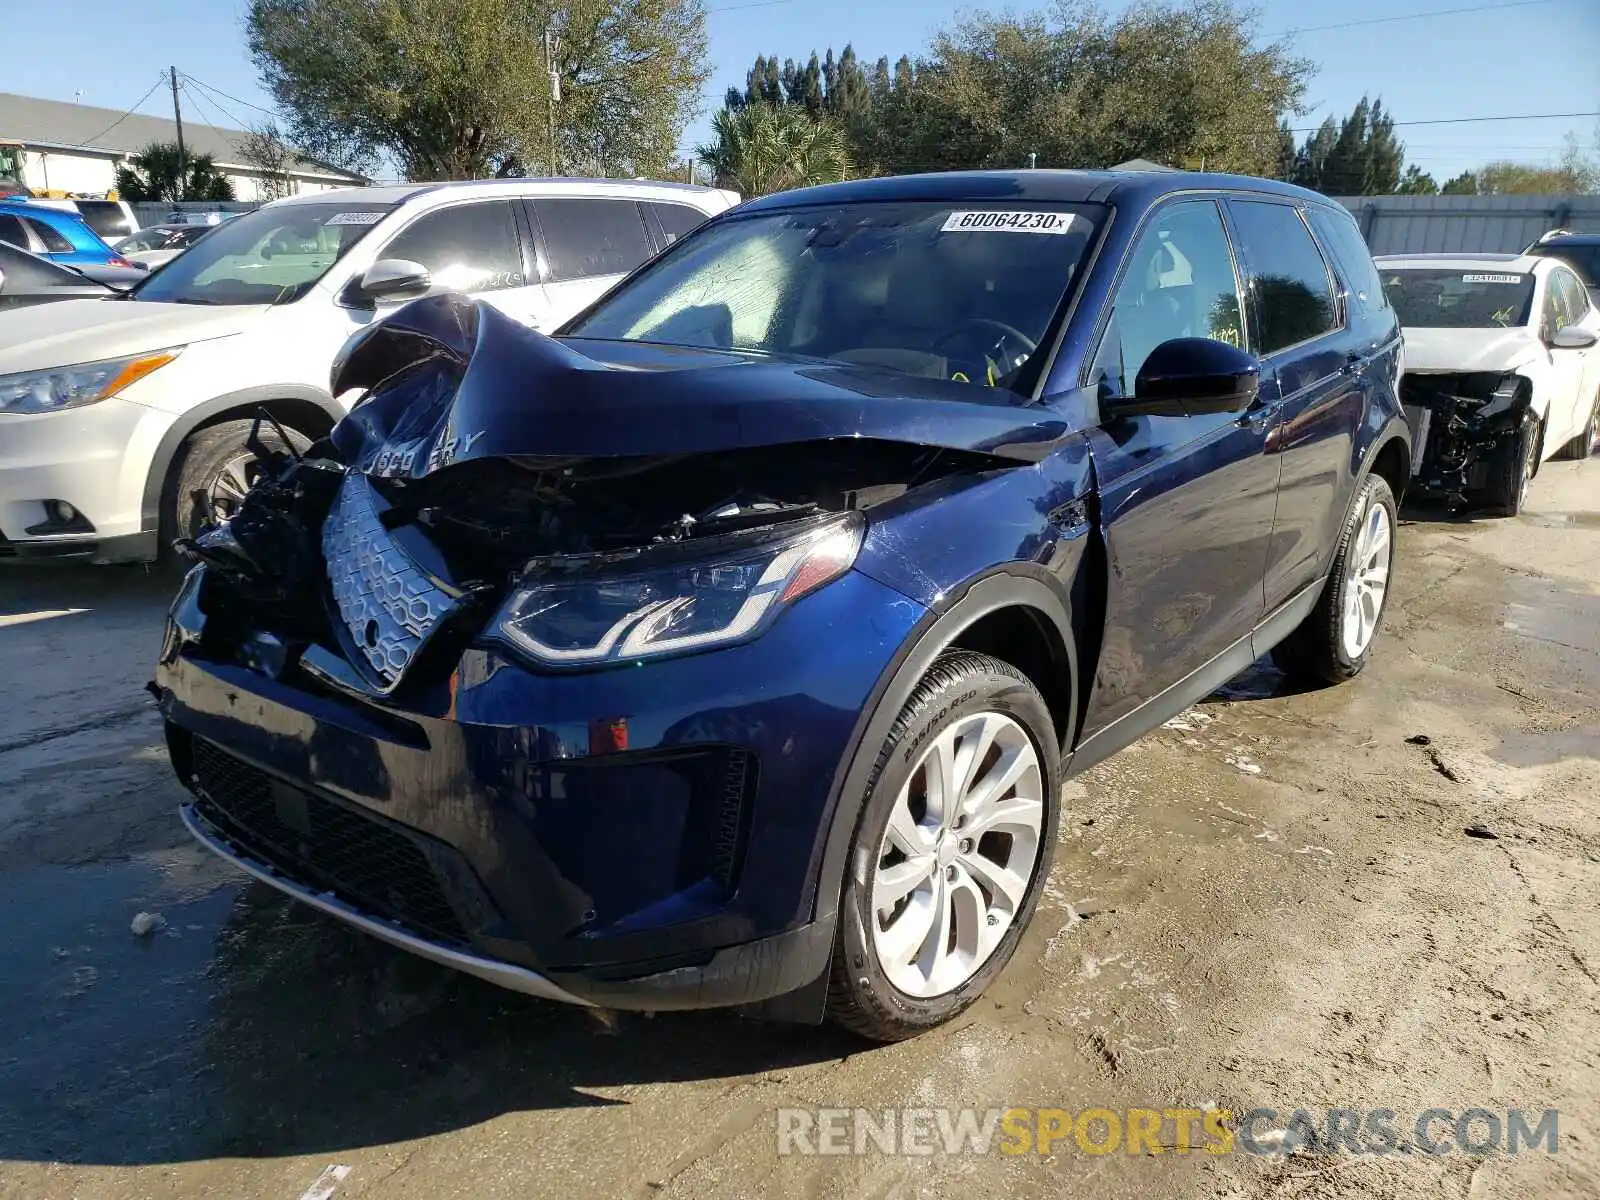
[169,66,187,200]
[544,30,560,176]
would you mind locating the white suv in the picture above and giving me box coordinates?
[0,177,737,563]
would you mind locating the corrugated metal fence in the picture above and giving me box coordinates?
[1332,194,1600,256]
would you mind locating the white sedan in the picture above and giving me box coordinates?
[1378,252,1600,514]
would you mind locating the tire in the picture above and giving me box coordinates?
[1553,398,1597,461]
[1481,413,1541,516]
[827,650,1061,1042]
[1271,474,1397,686]
[161,418,312,549]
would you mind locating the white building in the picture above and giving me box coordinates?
[0,91,366,201]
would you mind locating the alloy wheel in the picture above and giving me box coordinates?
[1341,499,1392,659]
[870,711,1044,998]
[207,453,261,521]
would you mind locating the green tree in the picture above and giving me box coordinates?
[782,53,826,117]
[865,1,1309,177]
[247,0,710,180]
[1395,165,1438,194]
[1440,171,1479,195]
[113,142,236,202]
[696,103,852,196]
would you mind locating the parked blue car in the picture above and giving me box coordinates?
[153,170,1410,1040]
[0,199,133,268]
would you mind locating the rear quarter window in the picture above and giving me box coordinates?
[74,201,135,241]
[1308,206,1391,331]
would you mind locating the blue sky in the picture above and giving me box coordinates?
[5,0,1597,183]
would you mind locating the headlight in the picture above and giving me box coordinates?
[0,349,182,415]
[493,513,864,666]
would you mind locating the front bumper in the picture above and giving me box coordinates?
[0,398,170,563]
[155,564,923,1011]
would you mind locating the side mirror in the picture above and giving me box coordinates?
[0,267,6,294]
[352,258,432,306]
[1117,337,1261,417]
[1550,325,1598,350]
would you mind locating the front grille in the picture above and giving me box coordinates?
[191,738,468,944]
[322,473,459,690]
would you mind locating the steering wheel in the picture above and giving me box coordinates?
[932,319,1038,384]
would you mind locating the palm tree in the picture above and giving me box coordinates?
[696,104,852,198]
[114,142,236,203]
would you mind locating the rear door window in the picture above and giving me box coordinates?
[535,198,654,282]
[647,202,709,247]
[24,217,74,254]
[379,201,526,292]
[1228,201,1339,354]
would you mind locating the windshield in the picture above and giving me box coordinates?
[1381,268,1534,329]
[565,201,1106,392]
[130,202,394,305]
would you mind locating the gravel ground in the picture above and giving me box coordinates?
[0,457,1595,1200]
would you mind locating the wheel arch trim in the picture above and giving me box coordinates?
[805,567,1078,932]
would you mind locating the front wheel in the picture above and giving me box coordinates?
[1272,474,1397,686]
[161,418,312,549]
[1482,413,1541,516]
[827,651,1061,1042]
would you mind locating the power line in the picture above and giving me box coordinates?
[179,72,278,120]
[707,0,796,12]
[181,76,251,131]
[1286,109,1599,134]
[179,80,233,135]
[1266,0,1557,38]
[74,74,168,148]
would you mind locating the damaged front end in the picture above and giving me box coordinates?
[172,293,1047,698]
[1400,371,1533,509]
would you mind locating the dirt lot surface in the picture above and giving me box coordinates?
[1,458,1595,1200]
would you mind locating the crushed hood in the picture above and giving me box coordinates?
[328,294,1071,477]
[1400,326,1541,375]
[0,298,269,374]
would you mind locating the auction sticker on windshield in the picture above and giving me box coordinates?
[1462,274,1525,284]
[324,211,388,226]
[941,211,1081,234]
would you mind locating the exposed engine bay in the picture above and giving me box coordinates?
[1400,371,1533,509]
[172,294,1048,698]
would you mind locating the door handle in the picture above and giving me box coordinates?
[1340,352,1364,376]
[1236,401,1273,429]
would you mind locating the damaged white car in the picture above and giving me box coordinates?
[1378,252,1600,514]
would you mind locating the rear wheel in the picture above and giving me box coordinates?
[161,418,311,549]
[827,651,1060,1042]
[1272,474,1397,686]
[1553,398,1597,461]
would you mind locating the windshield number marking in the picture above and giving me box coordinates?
[1462,274,1524,284]
[941,210,1080,235]
[325,211,387,226]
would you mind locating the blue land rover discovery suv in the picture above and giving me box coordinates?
[154,171,1410,1040]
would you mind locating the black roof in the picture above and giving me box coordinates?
[1535,231,1600,245]
[735,169,1334,213]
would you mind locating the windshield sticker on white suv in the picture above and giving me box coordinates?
[941,211,1081,234]
[324,211,387,226]
[1462,273,1525,284]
